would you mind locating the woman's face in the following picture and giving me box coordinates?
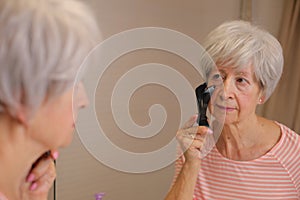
[28,82,88,149]
[208,65,262,125]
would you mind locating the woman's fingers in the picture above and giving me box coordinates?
[177,126,198,140]
[197,126,213,137]
[177,126,212,141]
[182,114,198,129]
[0,192,8,200]
[28,160,56,193]
[176,116,214,161]
[26,157,52,183]
[50,150,59,160]
[25,149,59,196]
[21,151,57,200]
[26,150,58,184]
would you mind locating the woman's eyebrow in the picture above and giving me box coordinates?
[235,70,251,76]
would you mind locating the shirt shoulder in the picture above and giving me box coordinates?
[269,122,300,192]
[271,122,300,161]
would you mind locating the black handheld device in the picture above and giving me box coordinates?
[195,83,215,126]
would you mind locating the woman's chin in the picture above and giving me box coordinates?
[59,133,74,148]
[64,137,74,147]
[223,117,238,125]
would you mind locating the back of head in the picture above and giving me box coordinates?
[203,20,283,101]
[0,0,101,118]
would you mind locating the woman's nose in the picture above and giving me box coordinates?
[220,78,234,100]
[77,82,89,109]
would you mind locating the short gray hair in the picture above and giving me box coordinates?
[202,20,283,101]
[0,0,101,117]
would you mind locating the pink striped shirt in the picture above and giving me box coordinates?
[174,123,300,199]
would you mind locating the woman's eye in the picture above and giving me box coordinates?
[236,78,248,84]
[212,73,222,80]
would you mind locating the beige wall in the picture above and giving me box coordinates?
[252,0,285,37]
[54,1,285,200]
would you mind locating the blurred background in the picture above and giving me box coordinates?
[49,0,300,199]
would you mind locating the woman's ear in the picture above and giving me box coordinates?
[257,88,266,104]
[258,96,265,104]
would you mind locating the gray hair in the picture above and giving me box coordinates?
[202,20,283,101]
[0,0,101,118]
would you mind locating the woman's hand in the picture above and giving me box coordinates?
[176,115,213,164]
[21,150,59,200]
[165,115,213,200]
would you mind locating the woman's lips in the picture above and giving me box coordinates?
[215,104,236,112]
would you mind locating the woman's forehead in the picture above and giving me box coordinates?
[211,64,255,75]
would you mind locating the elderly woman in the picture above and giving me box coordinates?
[0,0,100,199]
[166,20,300,199]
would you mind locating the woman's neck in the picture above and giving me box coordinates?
[0,114,44,199]
[216,115,280,161]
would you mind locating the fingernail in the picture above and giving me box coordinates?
[52,151,59,160]
[30,182,38,191]
[207,129,213,134]
[26,173,35,182]
[0,192,8,200]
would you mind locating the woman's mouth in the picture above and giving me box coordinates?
[215,104,236,112]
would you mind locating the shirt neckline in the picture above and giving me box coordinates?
[211,121,284,163]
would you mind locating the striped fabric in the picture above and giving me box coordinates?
[174,123,300,199]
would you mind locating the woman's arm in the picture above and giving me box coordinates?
[165,159,201,200]
[165,115,212,200]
